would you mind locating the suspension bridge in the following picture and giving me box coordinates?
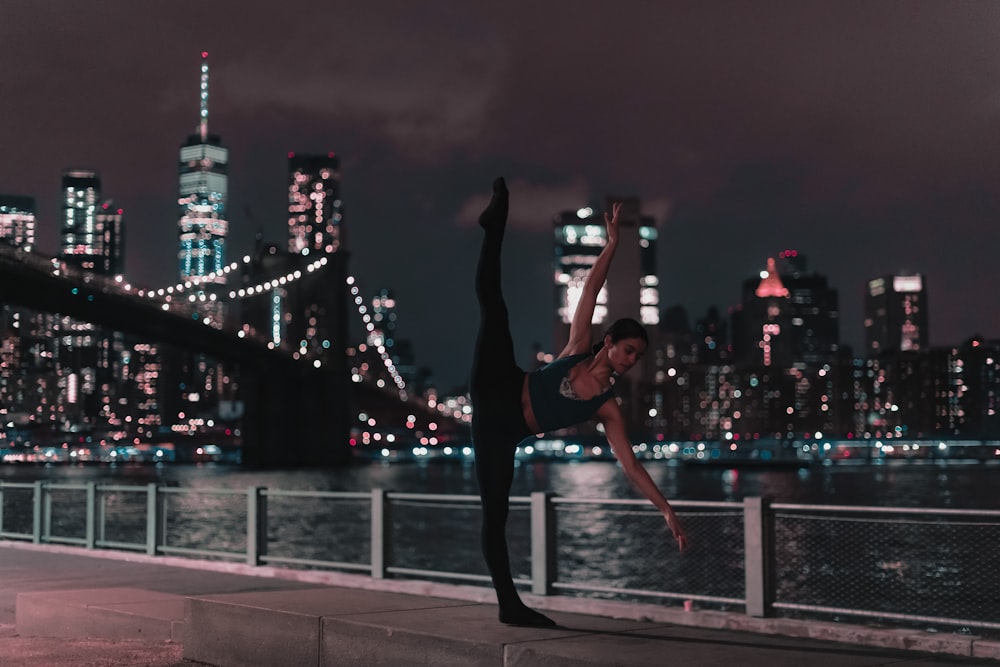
[0,243,468,466]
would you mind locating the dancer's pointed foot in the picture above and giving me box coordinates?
[499,604,556,628]
[478,177,509,231]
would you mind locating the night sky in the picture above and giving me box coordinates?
[3,1,1000,389]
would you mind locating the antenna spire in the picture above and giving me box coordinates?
[199,51,209,140]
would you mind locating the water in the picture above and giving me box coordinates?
[2,458,999,508]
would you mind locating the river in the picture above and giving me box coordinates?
[2,458,999,508]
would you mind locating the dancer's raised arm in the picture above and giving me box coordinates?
[560,202,622,358]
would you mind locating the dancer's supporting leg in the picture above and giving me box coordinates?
[469,178,555,627]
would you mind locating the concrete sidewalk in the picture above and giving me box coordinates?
[2,541,998,666]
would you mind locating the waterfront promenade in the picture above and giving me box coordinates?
[2,542,998,666]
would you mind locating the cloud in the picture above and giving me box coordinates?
[210,17,510,162]
[454,176,591,231]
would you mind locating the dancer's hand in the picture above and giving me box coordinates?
[604,202,622,245]
[663,508,688,552]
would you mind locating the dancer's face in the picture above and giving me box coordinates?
[606,336,646,375]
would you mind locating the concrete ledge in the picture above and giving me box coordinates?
[182,587,662,667]
[974,639,1000,660]
[15,587,185,641]
[183,589,997,667]
[541,596,992,660]
[321,602,656,667]
[5,542,998,663]
[183,587,481,667]
[712,615,976,657]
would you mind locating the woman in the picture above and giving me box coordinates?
[470,177,688,627]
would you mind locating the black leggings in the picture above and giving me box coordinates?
[469,221,532,612]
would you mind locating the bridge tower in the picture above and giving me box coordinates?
[237,246,352,467]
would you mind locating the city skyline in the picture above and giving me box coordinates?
[3,2,1000,388]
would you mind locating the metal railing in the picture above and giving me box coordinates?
[1,480,998,636]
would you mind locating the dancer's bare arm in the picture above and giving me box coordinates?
[559,202,622,358]
[598,399,688,551]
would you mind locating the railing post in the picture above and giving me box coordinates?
[85,482,97,549]
[531,492,557,595]
[371,489,391,579]
[247,487,268,566]
[97,488,107,545]
[32,481,43,544]
[43,483,52,542]
[744,496,775,617]
[145,483,160,556]
[0,482,4,536]
[160,493,169,546]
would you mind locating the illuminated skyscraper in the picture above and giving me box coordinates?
[58,173,125,276]
[287,153,342,255]
[0,195,35,249]
[95,201,125,275]
[178,51,228,283]
[553,197,658,346]
[59,170,101,270]
[368,288,397,348]
[55,171,126,433]
[733,252,839,367]
[733,257,792,368]
[864,273,928,355]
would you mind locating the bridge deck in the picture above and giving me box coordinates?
[2,542,997,666]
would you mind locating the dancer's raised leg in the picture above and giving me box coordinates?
[469,177,554,628]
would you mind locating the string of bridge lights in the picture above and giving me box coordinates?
[130,255,406,392]
[133,254,331,303]
[129,255,406,392]
[134,256,251,300]
[347,275,407,397]
[227,256,329,300]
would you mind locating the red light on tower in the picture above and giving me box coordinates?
[328,152,335,158]
[202,51,208,58]
[288,152,295,158]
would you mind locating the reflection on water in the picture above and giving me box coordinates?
[3,459,1000,507]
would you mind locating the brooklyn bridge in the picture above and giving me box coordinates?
[0,243,467,467]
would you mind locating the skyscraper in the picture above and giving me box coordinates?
[58,173,125,276]
[864,273,928,355]
[775,250,839,364]
[368,288,397,348]
[287,153,342,256]
[95,201,125,275]
[0,195,45,439]
[59,170,101,270]
[733,252,840,367]
[553,197,658,347]
[733,256,792,368]
[0,195,35,249]
[178,52,229,283]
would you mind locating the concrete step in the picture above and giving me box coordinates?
[182,587,664,667]
[15,587,185,642]
[13,582,1000,665]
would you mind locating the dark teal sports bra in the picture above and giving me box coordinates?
[527,353,615,433]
